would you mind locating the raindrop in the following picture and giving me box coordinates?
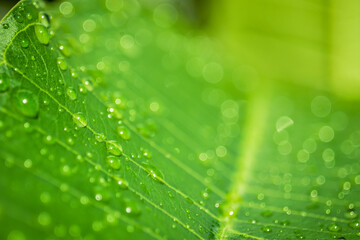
[14,13,24,23]
[57,57,68,70]
[59,42,71,57]
[12,89,39,117]
[95,133,106,142]
[124,200,141,217]
[66,87,77,100]
[114,177,128,190]
[72,112,87,127]
[2,23,9,29]
[34,24,49,45]
[349,220,360,229]
[38,11,50,28]
[117,126,131,140]
[0,74,10,92]
[106,141,123,156]
[106,155,121,170]
[319,126,334,142]
[143,163,164,183]
[261,226,272,233]
[327,223,341,232]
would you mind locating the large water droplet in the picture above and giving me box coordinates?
[106,155,121,170]
[106,141,123,156]
[12,89,39,117]
[34,24,49,45]
[73,112,87,127]
[117,126,131,140]
[319,126,334,142]
[38,11,50,28]
[327,223,341,232]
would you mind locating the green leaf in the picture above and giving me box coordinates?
[0,1,359,240]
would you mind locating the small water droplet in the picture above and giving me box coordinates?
[117,126,131,140]
[57,57,68,70]
[12,89,39,117]
[2,23,9,29]
[349,220,360,229]
[20,39,29,48]
[328,223,341,232]
[95,133,106,142]
[34,24,49,45]
[124,200,141,217]
[82,78,94,91]
[66,87,77,100]
[106,141,123,156]
[261,226,272,233]
[72,112,87,127]
[143,163,164,183]
[59,42,71,57]
[14,13,24,23]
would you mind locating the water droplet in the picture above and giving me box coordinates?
[0,74,10,92]
[106,141,123,156]
[261,210,273,217]
[57,57,68,70]
[66,87,77,100]
[34,24,49,45]
[117,126,131,140]
[143,163,164,183]
[114,176,128,190]
[72,112,87,127]
[261,226,272,233]
[59,42,71,57]
[319,126,334,142]
[276,116,294,132]
[20,39,29,48]
[106,155,121,170]
[2,23,9,29]
[14,13,24,23]
[12,89,39,117]
[327,223,341,232]
[124,200,141,217]
[349,220,360,229]
[345,211,358,219]
[38,11,50,28]
[95,133,106,142]
[82,78,94,92]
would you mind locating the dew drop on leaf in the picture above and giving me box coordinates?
[349,220,360,229]
[34,24,49,45]
[72,112,87,127]
[106,155,121,170]
[95,133,106,142]
[38,11,51,28]
[117,126,131,140]
[276,116,294,132]
[327,223,341,232]
[12,89,39,118]
[0,74,10,92]
[106,140,123,156]
[57,57,68,70]
[66,87,77,100]
[261,226,272,233]
[14,13,24,23]
[2,23,9,29]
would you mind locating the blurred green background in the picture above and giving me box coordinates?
[2,0,359,98]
